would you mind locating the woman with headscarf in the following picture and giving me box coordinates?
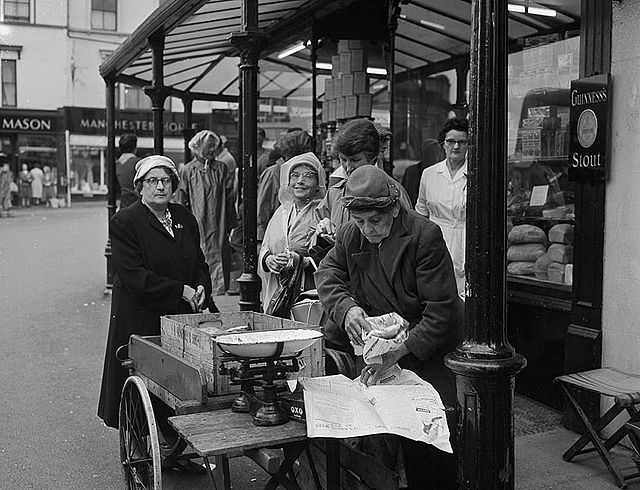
[259,152,326,314]
[176,130,237,296]
[256,129,313,241]
[315,165,462,489]
[98,155,211,430]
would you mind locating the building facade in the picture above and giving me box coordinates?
[0,0,210,199]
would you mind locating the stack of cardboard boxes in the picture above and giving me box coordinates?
[322,40,373,123]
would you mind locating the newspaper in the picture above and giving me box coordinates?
[298,367,452,453]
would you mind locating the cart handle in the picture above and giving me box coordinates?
[115,344,130,363]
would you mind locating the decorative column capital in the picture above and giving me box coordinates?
[143,85,171,107]
[229,31,269,65]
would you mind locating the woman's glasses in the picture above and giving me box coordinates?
[143,177,172,187]
[290,171,317,183]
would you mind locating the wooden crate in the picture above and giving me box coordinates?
[295,439,399,490]
[160,312,324,396]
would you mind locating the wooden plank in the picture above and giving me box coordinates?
[169,410,307,457]
[244,448,284,474]
[129,335,207,403]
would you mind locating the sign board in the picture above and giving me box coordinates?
[63,107,209,137]
[0,110,60,133]
[569,73,611,182]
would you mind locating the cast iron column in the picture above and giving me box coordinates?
[144,32,168,155]
[103,77,116,296]
[387,1,400,167]
[310,23,318,151]
[182,95,195,164]
[229,0,268,312]
[444,1,526,489]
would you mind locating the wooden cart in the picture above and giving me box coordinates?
[117,312,399,490]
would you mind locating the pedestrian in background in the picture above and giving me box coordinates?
[98,155,211,429]
[256,127,270,177]
[42,165,56,207]
[176,130,236,298]
[415,117,469,300]
[115,134,139,209]
[402,138,445,207]
[18,164,32,207]
[30,164,43,206]
[0,163,13,217]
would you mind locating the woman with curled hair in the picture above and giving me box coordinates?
[98,155,211,430]
[415,117,469,300]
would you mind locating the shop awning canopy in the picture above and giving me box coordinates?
[99,0,580,102]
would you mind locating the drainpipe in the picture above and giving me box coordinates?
[444,1,527,488]
[229,0,268,312]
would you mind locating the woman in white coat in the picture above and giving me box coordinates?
[415,118,469,300]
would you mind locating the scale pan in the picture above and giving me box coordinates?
[215,329,323,358]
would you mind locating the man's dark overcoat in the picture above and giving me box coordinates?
[97,200,211,428]
[314,207,463,408]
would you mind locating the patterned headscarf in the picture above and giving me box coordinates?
[188,130,220,159]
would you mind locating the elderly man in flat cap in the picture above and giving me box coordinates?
[315,165,463,490]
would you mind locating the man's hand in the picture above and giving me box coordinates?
[344,306,371,347]
[182,285,199,312]
[360,343,409,386]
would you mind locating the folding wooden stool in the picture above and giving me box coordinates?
[555,367,640,488]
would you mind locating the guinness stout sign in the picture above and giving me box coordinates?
[569,73,611,182]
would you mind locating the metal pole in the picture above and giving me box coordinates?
[230,0,268,312]
[182,96,194,164]
[444,1,526,488]
[387,1,400,169]
[311,23,318,151]
[145,31,167,155]
[104,77,116,297]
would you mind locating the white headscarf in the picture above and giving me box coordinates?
[188,130,220,160]
[277,152,326,205]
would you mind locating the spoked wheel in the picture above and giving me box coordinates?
[119,376,162,490]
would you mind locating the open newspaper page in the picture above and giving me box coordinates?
[302,375,388,438]
[300,368,451,452]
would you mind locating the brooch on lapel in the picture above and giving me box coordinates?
[174,223,184,229]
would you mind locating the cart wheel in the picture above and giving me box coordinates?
[119,376,162,490]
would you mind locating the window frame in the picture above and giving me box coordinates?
[1,59,17,107]
[3,0,30,23]
[91,0,117,32]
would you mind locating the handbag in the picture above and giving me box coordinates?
[265,252,304,319]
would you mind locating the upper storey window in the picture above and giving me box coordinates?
[92,0,116,31]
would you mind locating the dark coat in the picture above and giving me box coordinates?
[97,200,211,428]
[314,208,463,407]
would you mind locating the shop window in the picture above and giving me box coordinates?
[506,34,580,290]
[3,0,29,22]
[91,0,116,31]
[70,146,107,195]
[1,59,17,107]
